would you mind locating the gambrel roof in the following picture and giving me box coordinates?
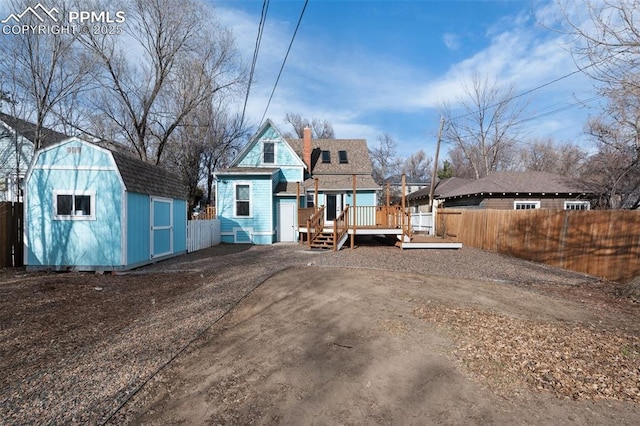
[110,149,187,200]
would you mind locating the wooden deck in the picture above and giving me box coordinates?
[298,205,461,250]
[398,235,462,250]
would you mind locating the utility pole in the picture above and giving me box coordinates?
[428,116,445,212]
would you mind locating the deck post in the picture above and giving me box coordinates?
[386,182,390,208]
[314,177,319,213]
[351,174,356,249]
[296,182,301,243]
[401,174,406,247]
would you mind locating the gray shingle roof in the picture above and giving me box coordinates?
[110,150,187,200]
[287,138,375,175]
[0,112,69,147]
[407,177,473,201]
[287,138,380,191]
[443,172,592,198]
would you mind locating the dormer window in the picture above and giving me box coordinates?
[321,150,331,163]
[338,150,348,163]
[263,142,275,164]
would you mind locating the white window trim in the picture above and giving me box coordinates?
[53,190,96,220]
[233,182,253,218]
[564,200,590,210]
[262,140,276,165]
[514,200,540,210]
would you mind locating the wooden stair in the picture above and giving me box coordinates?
[310,231,335,249]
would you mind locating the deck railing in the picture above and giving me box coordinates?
[298,204,412,248]
[350,205,410,232]
[307,206,325,248]
[298,207,315,227]
[333,205,349,250]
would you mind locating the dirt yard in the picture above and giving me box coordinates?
[1,240,639,424]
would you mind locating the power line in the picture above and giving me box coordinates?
[241,0,270,126]
[260,0,309,123]
[449,60,603,123]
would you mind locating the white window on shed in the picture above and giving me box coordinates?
[53,191,96,220]
[564,201,590,210]
[514,201,540,210]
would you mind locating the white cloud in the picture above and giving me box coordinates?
[442,32,460,50]
[216,0,597,151]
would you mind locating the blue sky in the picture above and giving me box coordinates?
[216,0,600,158]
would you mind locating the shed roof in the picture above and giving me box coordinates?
[0,112,68,147]
[110,150,186,200]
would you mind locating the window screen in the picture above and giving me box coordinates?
[338,150,348,163]
[321,150,331,163]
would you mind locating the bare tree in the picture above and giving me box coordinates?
[0,0,93,148]
[283,113,335,138]
[557,0,640,90]
[445,145,476,179]
[401,150,433,182]
[81,0,245,164]
[584,112,640,209]
[201,107,248,205]
[369,133,402,185]
[440,74,527,179]
[555,0,640,208]
[519,138,586,176]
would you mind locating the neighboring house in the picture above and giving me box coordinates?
[24,137,187,271]
[215,119,380,245]
[0,112,68,202]
[409,171,594,210]
[407,177,472,212]
[384,174,430,203]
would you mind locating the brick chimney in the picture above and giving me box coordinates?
[303,127,312,172]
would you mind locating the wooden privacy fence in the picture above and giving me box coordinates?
[187,219,220,253]
[439,209,640,283]
[0,202,23,267]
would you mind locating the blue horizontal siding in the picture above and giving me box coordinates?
[26,166,124,268]
[217,175,273,244]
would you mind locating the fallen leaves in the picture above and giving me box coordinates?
[414,303,640,402]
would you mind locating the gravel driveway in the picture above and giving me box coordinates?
[1,239,638,424]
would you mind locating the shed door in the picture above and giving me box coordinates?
[151,197,173,258]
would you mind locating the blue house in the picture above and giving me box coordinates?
[0,112,68,202]
[24,137,187,271]
[215,120,386,248]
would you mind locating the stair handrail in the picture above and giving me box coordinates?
[307,206,325,248]
[332,205,349,250]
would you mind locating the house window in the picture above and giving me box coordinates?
[565,201,590,211]
[338,150,348,163]
[235,184,251,217]
[514,201,540,210]
[306,193,314,208]
[54,191,95,220]
[263,142,275,164]
[321,150,331,163]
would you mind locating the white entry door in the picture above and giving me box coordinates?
[278,203,296,242]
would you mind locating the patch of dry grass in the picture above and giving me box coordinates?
[414,303,640,402]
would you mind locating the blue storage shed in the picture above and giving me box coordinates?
[24,137,187,271]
